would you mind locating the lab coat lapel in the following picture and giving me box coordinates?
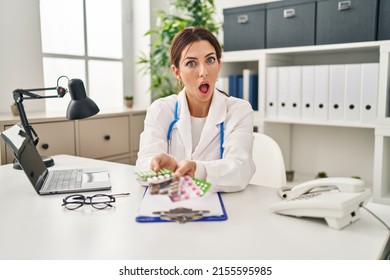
[176,91,192,159]
[193,91,226,159]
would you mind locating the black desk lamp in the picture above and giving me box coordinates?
[12,76,99,169]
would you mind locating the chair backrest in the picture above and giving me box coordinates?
[250,132,287,188]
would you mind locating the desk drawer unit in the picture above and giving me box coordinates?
[78,116,130,159]
[5,121,76,164]
[266,0,316,48]
[223,4,266,51]
[316,0,379,45]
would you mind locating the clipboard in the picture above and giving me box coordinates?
[136,187,228,223]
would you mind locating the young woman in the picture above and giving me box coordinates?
[136,27,255,192]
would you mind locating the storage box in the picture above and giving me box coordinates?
[378,0,390,40]
[223,4,266,51]
[316,0,379,45]
[266,0,316,49]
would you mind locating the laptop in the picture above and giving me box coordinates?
[0,123,112,195]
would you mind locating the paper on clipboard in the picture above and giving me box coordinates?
[136,187,227,222]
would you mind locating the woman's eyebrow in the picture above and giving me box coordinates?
[183,56,198,61]
[205,52,216,58]
[184,52,216,61]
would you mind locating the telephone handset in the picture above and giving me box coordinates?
[279,177,365,199]
[270,177,371,230]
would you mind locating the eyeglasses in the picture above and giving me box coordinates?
[62,193,130,210]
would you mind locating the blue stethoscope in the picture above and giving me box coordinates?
[167,100,224,159]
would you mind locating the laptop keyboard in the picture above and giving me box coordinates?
[47,169,83,190]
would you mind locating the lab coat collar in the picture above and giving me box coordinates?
[176,88,227,159]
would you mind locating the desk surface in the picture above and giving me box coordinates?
[0,155,389,260]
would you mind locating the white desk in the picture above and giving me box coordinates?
[0,155,389,260]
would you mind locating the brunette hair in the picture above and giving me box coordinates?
[170,26,222,68]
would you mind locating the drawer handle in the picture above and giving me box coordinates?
[41,143,49,150]
[237,14,248,24]
[104,135,111,141]
[284,9,295,18]
[338,1,351,11]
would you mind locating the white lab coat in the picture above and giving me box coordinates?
[136,88,255,192]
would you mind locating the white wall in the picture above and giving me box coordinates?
[0,0,45,114]
[216,0,280,9]
[132,0,152,109]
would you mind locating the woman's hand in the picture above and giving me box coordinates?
[175,160,196,178]
[150,153,178,173]
[150,155,196,178]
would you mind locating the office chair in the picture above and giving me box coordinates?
[250,132,287,188]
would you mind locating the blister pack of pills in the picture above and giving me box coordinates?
[135,168,175,186]
[167,175,212,202]
[135,169,212,202]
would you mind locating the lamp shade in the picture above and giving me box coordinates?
[66,79,100,120]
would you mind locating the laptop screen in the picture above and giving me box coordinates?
[0,124,47,193]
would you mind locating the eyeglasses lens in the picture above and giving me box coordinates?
[90,194,115,209]
[63,195,85,210]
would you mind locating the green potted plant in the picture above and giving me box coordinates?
[138,0,221,101]
[316,171,328,179]
[124,95,133,108]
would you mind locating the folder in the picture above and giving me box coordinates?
[216,77,229,94]
[328,64,345,122]
[237,75,243,99]
[228,75,242,98]
[249,74,259,111]
[136,188,228,223]
[314,65,329,121]
[288,66,302,120]
[344,64,361,123]
[242,69,252,102]
[360,63,379,124]
[301,65,315,120]
[277,66,289,119]
[266,67,278,118]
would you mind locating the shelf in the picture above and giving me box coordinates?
[222,40,390,205]
[263,118,376,129]
[223,40,387,57]
[376,124,390,136]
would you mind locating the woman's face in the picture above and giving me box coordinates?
[171,40,221,113]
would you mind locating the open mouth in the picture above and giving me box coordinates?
[199,83,210,95]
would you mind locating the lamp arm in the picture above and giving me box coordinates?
[13,90,37,144]
[12,86,67,146]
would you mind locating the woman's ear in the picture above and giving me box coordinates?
[171,65,180,79]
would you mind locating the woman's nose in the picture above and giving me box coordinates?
[199,64,208,77]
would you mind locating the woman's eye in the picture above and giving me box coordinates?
[207,57,216,64]
[186,61,196,67]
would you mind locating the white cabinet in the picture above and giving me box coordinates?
[78,116,130,159]
[4,121,76,161]
[222,40,390,205]
[0,108,146,166]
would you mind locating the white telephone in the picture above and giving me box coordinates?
[269,177,371,230]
